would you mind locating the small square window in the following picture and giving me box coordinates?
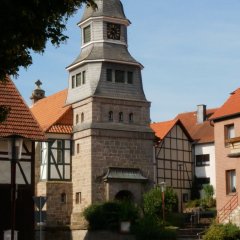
[107,69,112,82]
[115,70,125,83]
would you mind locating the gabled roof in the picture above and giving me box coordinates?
[210,88,240,121]
[176,108,217,144]
[0,77,45,140]
[150,119,193,141]
[31,89,73,134]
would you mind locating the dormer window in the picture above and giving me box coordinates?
[83,25,91,43]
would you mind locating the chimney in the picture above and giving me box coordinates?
[197,104,207,124]
[30,80,45,104]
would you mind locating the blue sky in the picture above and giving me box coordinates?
[15,0,240,122]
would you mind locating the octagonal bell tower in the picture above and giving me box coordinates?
[67,0,154,226]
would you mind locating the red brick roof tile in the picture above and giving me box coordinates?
[210,88,240,121]
[0,77,45,140]
[31,89,73,134]
[176,108,217,143]
[150,119,193,141]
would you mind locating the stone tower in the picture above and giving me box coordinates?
[66,0,154,225]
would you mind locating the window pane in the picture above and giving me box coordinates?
[72,76,75,88]
[82,71,86,84]
[76,73,81,87]
[225,124,235,139]
[107,69,112,82]
[226,170,236,194]
[84,25,91,43]
[127,71,133,84]
[115,70,125,83]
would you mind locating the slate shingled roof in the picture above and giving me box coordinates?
[0,77,44,140]
[31,89,73,134]
[176,108,217,144]
[69,43,141,69]
[80,0,128,24]
[210,88,240,121]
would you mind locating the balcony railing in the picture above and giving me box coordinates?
[226,137,240,157]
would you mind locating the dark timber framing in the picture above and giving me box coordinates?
[155,124,193,191]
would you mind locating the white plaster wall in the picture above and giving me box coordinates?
[194,143,216,191]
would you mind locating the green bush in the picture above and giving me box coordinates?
[166,212,186,228]
[133,215,176,240]
[83,201,139,231]
[143,186,178,219]
[203,223,240,240]
[185,199,201,208]
[83,203,105,230]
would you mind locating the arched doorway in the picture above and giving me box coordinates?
[115,190,134,202]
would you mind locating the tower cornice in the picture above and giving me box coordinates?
[78,16,131,28]
[66,59,143,72]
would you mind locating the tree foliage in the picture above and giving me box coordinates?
[143,186,178,218]
[0,0,97,82]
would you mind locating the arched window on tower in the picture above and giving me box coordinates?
[76,114,79,125]
[81,112,84,123]
[108,111,113,122]
[129,113,133,123]
[119,112,123,122]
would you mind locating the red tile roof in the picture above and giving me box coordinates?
[210,88,240,121]
[31,89,73,134]
[150,119,193,141]
[0,77,45,140]
[151,119,178,140]
[176,108,217,143]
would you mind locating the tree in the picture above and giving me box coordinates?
[143,186,178,218]
[0,0,97,82]
[0,0,96,122]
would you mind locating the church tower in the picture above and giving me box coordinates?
[66,0,154,225]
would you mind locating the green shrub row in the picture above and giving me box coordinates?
[203,223,240,240]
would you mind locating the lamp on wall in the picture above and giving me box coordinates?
[159,182,166,222]
[8,137,23,240]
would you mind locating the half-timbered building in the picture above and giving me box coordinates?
[0,77,44,240]
[151,119,193,211]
